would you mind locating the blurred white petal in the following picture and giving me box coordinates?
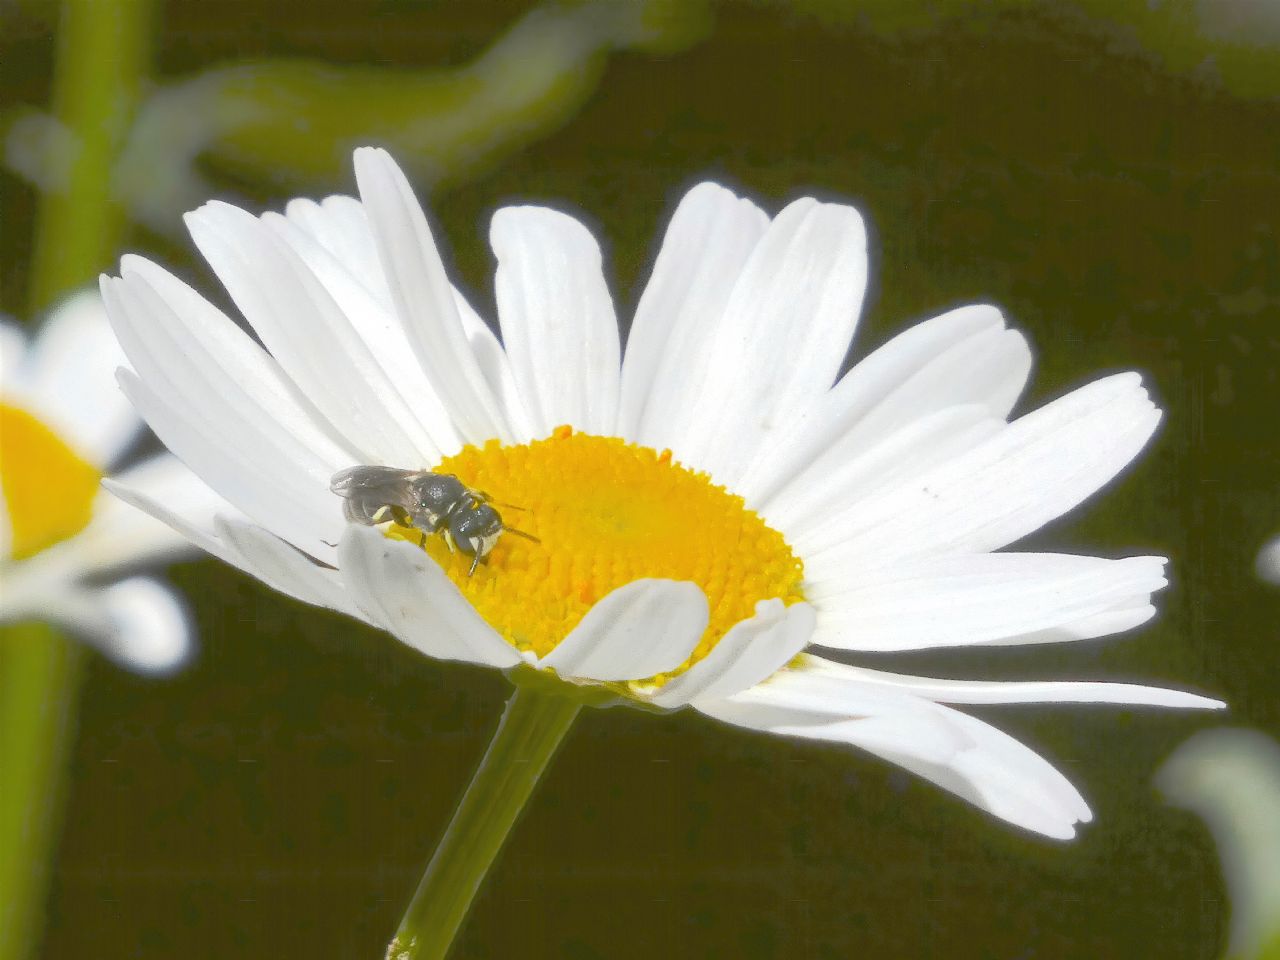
[1159,730,1280,958]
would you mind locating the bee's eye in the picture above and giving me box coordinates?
[449,505,500,542]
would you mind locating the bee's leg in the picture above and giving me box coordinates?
[442,530,457,554]
[418,530,427,549]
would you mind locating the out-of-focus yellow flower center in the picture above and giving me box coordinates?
[0,401,101,559]
[388,426,805,670]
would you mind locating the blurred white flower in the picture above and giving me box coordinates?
[103,147,1221,837]
[4,0,710,238]
[0,291,199,673]
[1159,729,1280,960]
[1257,536,1280,585]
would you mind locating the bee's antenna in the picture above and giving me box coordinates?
[503,525,540,543]
[476,490,526,512]
[468,553,483,577]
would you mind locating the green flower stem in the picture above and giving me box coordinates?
[2,3,155,960]
[28,0,156,311]
[0,624,83,960]
[389,683,582,960]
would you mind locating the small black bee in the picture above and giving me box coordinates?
[330,466,538,576]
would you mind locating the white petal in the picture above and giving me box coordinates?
[103,266,350,556]
[804,372,1161,568]
[620,182,769,444]
[889,705,1091,840]
[799,656,1226,710]
[186,201,441,466]
[293,194,501,431]
[103,267,345,555]
[102,475,249,569]
[697,666,1090,839]
[213,517,359,617]
[763,404,1002,538]
[676,198,868,486]
[1006,603,1158,644]
[491,204,620,437]
[808,553,1169,651]
[764,325,1030,520]
[836,323,1030,445]
[101,476,353,616]
[110,259,354,468]
[353,147,512,444]
[19,290,141,465]
[114,367,342,561]
[112,452,225,517]
[538,579,708,681]
[283,195,389,305]
[262,209,463,460]
[646,599,815,707]
[736,304,1009,508]
[452,286,535,444]
[338,525,520,668]
[63,577,193,675]
[707,660,951,726]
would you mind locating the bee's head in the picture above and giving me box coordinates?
[449,504,503,558]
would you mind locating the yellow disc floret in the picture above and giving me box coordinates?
[0,401,102,559]
[387,427,805,672]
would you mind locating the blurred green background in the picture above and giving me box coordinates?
[2,0,1278,957]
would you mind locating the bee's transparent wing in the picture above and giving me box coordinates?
[330,465,419,525]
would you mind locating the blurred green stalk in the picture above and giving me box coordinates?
[0,624,82,960]
[27,0,154,311]
[0,3,154,959]
[389,684,581,960]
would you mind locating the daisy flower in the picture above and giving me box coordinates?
[102,147,1221,840]
[1,291,195,673]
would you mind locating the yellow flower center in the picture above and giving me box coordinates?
[388,427,805,671]
[0,401,102,559]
